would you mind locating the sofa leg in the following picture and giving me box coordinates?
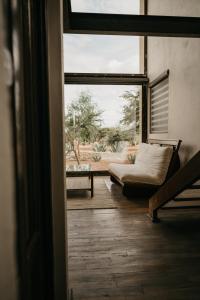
[110,175,120,185]
[122,185,130,197]
[148,210,161,223]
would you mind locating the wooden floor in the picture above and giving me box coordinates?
[67,176,149,211]
[67,207,200,300]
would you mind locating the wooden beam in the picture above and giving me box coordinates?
[64,13,200,38]
[64,73,148,85]
[149,151,200,222]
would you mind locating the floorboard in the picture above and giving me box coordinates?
[66,176,149,211]
[67,208,200,300]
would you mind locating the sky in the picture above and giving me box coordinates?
[64,85,141,127]
[64,1,141,127]
[70,0,140,14]
[63,34,140,74]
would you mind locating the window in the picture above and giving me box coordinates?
[150,71,169,133]
[64,84,142,169]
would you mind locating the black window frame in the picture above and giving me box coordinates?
[64,74,148,142]
[63,0,148,141]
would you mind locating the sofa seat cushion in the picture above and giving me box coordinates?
[109,143,173,186]
[109,163,161,186]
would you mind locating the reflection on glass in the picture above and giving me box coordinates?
[64,34,142,73]
[70,0,140,15]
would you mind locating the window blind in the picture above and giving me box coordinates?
[150,76,169,133]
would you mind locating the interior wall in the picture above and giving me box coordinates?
[148,0,200,164]
[0,3,18,300]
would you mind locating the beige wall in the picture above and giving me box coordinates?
[148,0,200,163]
[0,4,18,300]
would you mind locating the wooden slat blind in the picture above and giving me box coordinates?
[150,75,169,133]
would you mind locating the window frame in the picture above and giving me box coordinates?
[63,0,200,38]
[63,1,148,141]
[64,74,148,142]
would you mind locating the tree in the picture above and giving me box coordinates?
[65,91,103,163]
[106,128,123,152]
[120,90,140,144]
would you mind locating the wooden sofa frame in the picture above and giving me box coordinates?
[110,139,182,198]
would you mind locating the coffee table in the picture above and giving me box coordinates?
[66,164,94,197]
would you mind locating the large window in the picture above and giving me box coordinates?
[64,84,142,170]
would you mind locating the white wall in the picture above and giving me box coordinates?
[0,4,18,300]
[148,0,200,163]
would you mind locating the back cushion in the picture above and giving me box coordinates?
[135,143,173,184]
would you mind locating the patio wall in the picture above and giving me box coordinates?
[148,0,200,164]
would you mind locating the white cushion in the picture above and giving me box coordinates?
[109,143,173,186]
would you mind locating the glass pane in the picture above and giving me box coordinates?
[64,84,142,171]
[148,0,200,17]
[70,0,141,15]
[64,34,143,73]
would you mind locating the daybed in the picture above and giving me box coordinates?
[108,139,182,198]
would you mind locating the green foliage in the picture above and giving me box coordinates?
[93,143,107,152]
[65,142,73,154]
[95,127,131,151]
[65,91,103,144]
[65,91,103,163]
[92,153,102,162]
[127,153,136,164]
[106,128,124,152]
[95,127,109,142]
[120,90,140,144]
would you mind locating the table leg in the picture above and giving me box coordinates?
[91,174,94,197]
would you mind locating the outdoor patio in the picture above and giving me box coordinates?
[66,144,139,172]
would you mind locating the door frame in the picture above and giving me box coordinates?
[11,0,67,299]
[11,1,200,300]
[45,1,68,299]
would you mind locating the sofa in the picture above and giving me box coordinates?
[108,139,182,198]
